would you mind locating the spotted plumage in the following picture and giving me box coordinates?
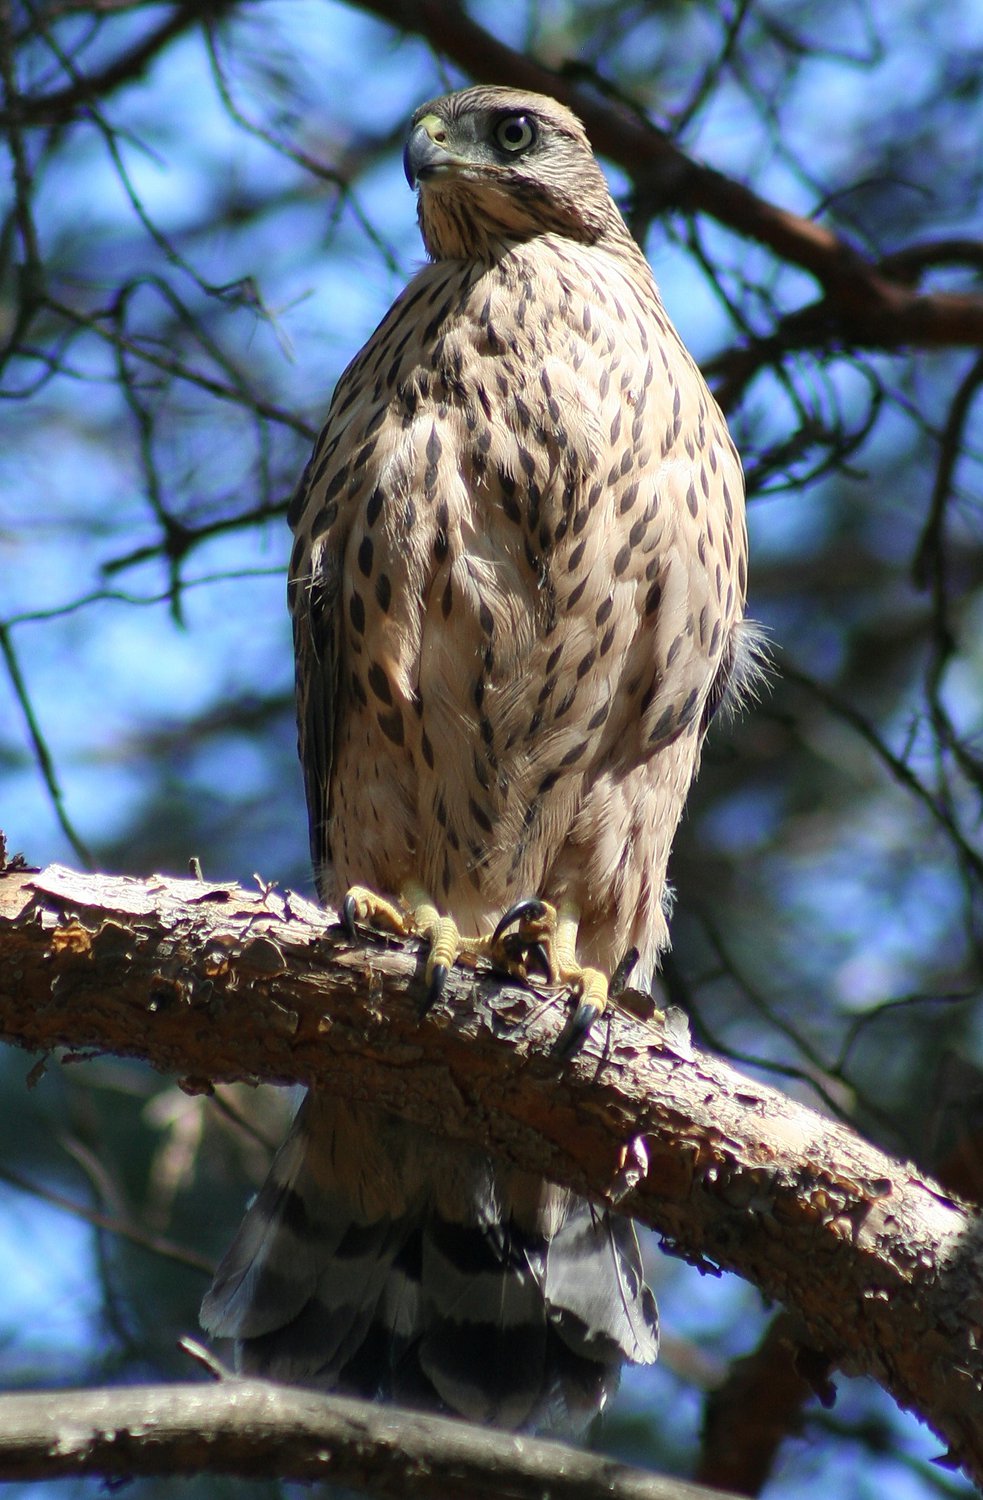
[203,85,756,1432]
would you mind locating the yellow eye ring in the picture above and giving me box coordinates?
[494,115,536,153]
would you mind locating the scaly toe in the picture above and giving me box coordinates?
[491,896,610,1054]
[420,913,462,1011]
[400,886,466,1014]
[341,884,411,940]
[340,883,475,1013]
[553,965,608,1058]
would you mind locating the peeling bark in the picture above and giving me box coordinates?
[1,862,981,1484]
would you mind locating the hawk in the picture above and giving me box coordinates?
[202,85,755,1432]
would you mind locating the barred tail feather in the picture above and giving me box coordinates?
[201,1091,658,1431]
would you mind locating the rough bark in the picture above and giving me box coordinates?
[1,862,982,1485]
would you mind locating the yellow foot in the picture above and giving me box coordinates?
[401,882,469,1009]
[491,897,608,1056]
[341,881,476,1011]
[341,884,410,939]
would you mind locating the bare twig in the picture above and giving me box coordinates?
[2,2,237,127]
[0,624,93,866]
[0,1163,212,1273]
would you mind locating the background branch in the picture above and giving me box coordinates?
[2,1,238,126]
[361,0,983,351]
[0,1376,742,1497]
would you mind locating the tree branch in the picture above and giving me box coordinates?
[1,861,981,1484]
[695,1313,817,1495]
[359,0,983,353]
[0,1376,741,1497]
[2,2,238,127]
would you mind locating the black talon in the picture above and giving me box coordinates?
[610,946,639,998]
[553,1000,600,1060]
[422,962,448,1015]
[492,897,549,945]
[495,933,552,982]
[341,893,358,941]
[524,941,553,982]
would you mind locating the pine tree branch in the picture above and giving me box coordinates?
[1,860,981,1484]
[695,1312,816,1495]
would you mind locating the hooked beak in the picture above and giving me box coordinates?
[403,115,465,188]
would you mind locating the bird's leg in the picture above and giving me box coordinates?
[342,881,604,1046]
[341,885,409,939]
[341,880,472,1010]
[491,897,607,1055]
[399,880,468,1008]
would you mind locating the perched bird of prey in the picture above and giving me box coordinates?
[202,84,755,1431]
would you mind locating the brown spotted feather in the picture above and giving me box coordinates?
[204,85,755,1432]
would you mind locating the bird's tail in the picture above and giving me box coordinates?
[201,1091,658,1431]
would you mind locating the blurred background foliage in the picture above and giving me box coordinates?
[1,1,981,1497]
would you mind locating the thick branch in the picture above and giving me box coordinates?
[0,1377,737,1497]
[360,0,983,352]
[1,863,982,1483]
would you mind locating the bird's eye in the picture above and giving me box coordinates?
[494,115,536,153]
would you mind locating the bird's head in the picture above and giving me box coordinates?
[403,86,620,260]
